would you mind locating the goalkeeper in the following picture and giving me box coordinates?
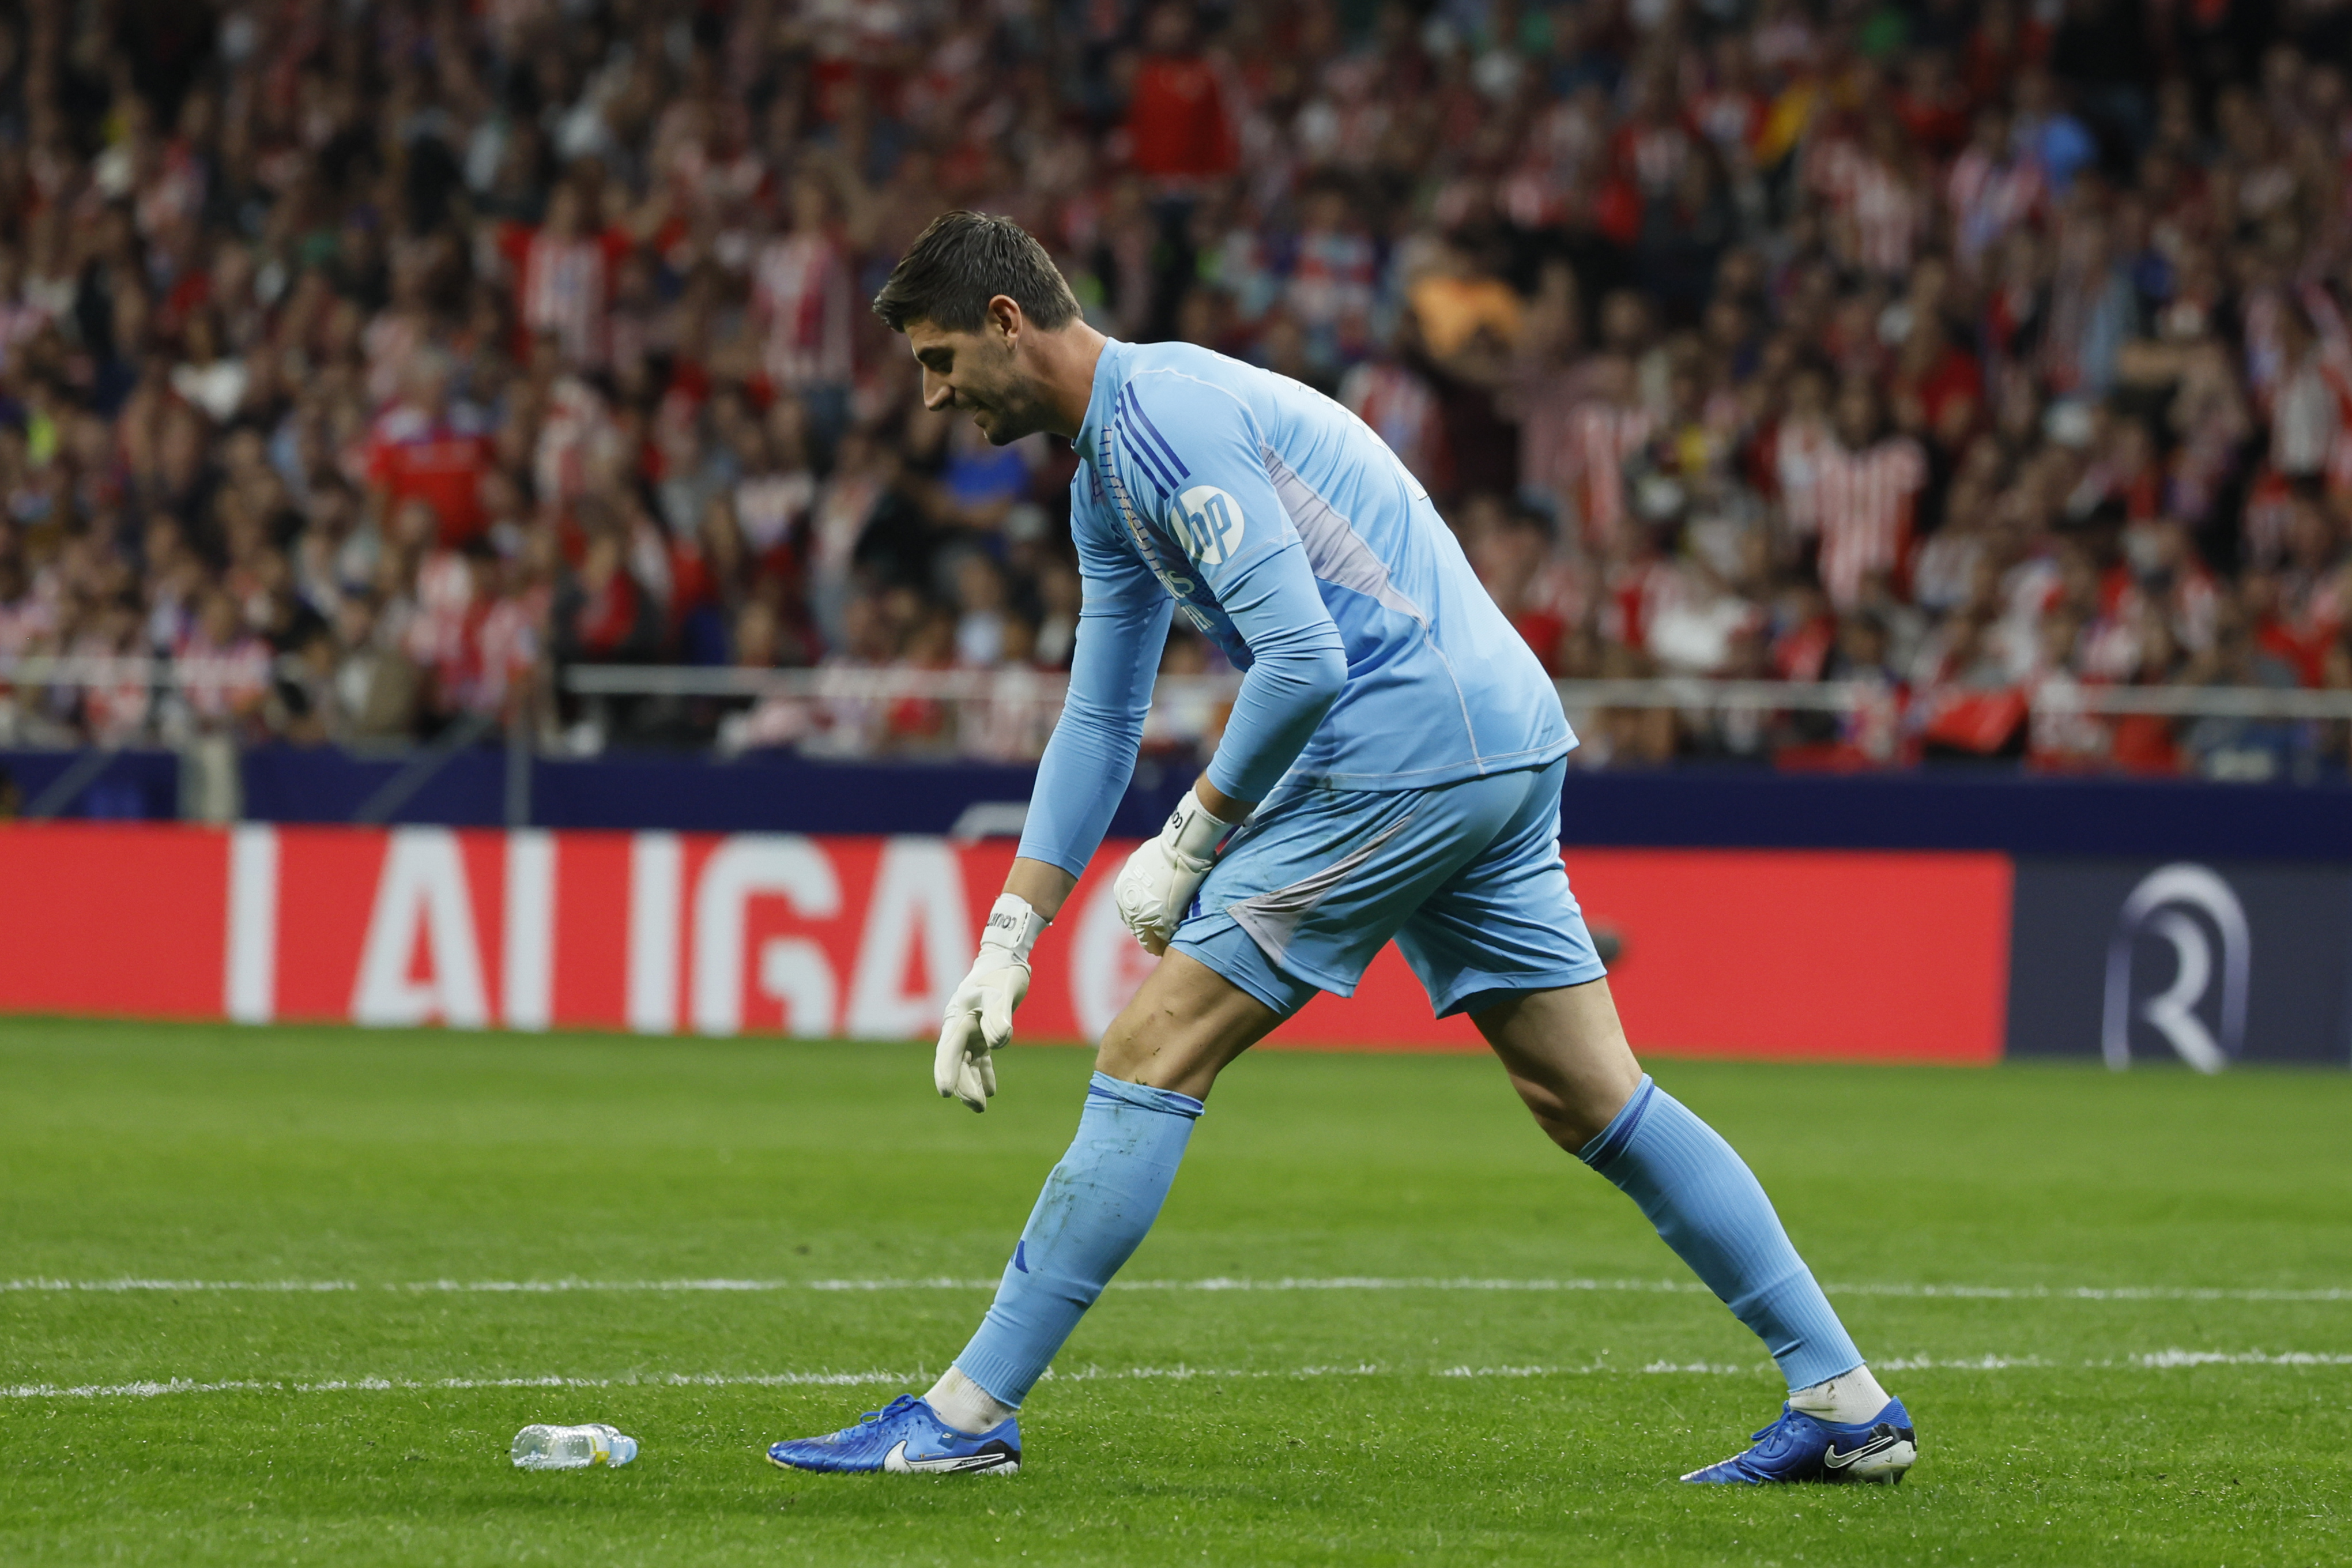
[767,213,1917,1486]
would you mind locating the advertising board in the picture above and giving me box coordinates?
[0,824,2011,1063]
[2005,860,2352,1067]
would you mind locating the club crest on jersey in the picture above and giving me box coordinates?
[1170,485,1244,566]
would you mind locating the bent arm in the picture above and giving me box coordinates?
[1121,372,1354,814]
[1197,539,1347,809]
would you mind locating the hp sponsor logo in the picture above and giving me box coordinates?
[1170,485,1245,566]
[2100,864,2250,1073]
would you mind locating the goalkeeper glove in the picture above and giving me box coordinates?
[1114,786,1235,956]
[934,893,1045,1112]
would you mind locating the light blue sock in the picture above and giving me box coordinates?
[1581,1075,1864,1392]
[952,1072,1204,1408]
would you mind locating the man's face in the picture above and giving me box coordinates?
[906,303,1046,445]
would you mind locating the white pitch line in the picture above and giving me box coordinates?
[6,1275,2351,1302]
[1,1279,364,1293]
[1830,1283,2352,1303]
[7,1351,2350,1402]
[0,1370,921,1401]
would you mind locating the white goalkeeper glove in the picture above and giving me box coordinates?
[1114,786,1235,956]
[934,893,1045,1113]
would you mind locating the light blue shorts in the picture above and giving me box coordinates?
[1169,757,1605,1020]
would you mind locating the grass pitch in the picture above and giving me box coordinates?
[2,1020,2348,1566]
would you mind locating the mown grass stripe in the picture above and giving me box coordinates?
[7,1276,2349,1302]
[10,1351,2350,1401]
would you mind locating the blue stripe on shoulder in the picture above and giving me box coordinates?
[1121,385,1190,481]
[1114,395,1181,498]
[1117,420,1179,501]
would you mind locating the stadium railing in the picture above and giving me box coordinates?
[553,665,2352,720]
[7,657,2352,742]
[7,659,2352,855]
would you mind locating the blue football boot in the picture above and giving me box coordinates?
[767,1393,1021,1476]
[1682,1398,1917,1484]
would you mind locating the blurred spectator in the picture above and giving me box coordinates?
[1126,4,1239,183]
[363,355,493,550]
[0,0,2346,782]
[1814,380,1928,612]
[752,171,861,454]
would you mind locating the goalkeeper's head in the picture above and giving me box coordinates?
[873,210,1097,447]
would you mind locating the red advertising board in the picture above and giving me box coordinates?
[0,824,2010,1064]
[0,822,228,1020]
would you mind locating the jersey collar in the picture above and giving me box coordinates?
[1074,336,1129,466]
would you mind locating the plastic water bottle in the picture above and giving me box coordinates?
[511,1423,639,1469]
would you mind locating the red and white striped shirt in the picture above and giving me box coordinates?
[508,227,630,368]
[1811,140,1922,277]
[1547,401,1655,549]
[1812,436,1926,609]
[1340,360,1441,490]
[466,588,548,717]
[1846,159,1923,277]
[752,232,855,391]
[1947,149,2044,274]
[1772,415,1834,534]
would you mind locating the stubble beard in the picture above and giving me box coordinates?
[971,383,1049,445]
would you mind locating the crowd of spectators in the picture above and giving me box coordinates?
[1,0,2350,777]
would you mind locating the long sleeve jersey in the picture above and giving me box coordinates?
[1016,338,1575,878]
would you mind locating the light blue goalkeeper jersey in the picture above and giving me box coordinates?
[1017,338,1575,879]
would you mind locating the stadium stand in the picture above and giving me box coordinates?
[0,0,2349,779]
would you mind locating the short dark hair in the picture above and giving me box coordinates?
[872,211,1081,334]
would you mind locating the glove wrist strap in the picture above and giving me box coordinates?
[1166,787,1234,861]
[979,893,1045,962]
